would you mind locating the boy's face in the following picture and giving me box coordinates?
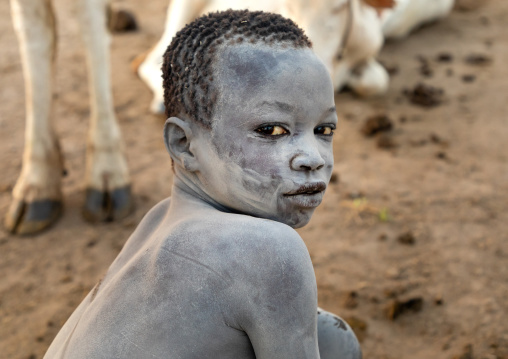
[193,43,337,228]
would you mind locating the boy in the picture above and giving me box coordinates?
[44,10,361,358]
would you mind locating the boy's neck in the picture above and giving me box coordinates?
[170,173,234,215]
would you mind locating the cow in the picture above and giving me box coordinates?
[6,0,134,235]
[137,0,397,114]
[137,0,457,115]
[381,0,455,39]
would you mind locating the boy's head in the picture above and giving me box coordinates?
[163,10,337,228]
[162,9,312,126]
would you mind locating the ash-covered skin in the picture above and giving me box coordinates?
[44,43,361,359]
[180,43,337,228]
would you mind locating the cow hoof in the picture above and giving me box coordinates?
[82,185,134,222]
[4,199,63,235]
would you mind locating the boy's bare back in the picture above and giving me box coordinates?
[46,196,319,358]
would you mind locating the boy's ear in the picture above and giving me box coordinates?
[163,117,199,172]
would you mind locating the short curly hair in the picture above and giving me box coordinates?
[162,9,312,127]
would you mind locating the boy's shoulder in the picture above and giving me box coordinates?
[156,211,313,288]
[169,212,314,291]
[175,211,306,256]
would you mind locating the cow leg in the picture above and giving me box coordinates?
[76,0,134,222]
[345,58,389,97]
[5,0,63,235]
[137,0,209,114]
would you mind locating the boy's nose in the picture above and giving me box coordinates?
[290,150,326,171]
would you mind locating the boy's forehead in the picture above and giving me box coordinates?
[210,42,334,126]
[214,43,316,89]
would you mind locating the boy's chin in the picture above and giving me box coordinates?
[280,211,315,229]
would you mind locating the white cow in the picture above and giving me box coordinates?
[138,0,396,114]
[381,0,455,39]
[138,0,456,115]
[7,0,133,235]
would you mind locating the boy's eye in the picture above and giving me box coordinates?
[256,125,288,136]
[315,126,335,136]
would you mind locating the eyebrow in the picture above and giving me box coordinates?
[259,101,337,115]
[259,101,295,113]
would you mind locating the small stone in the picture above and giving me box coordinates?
[379,60,400,76]
[436,53,453,62]
[86,239,97,248]
[436,151,447,160]
[397,231,415,245]
[465,53,492,66]
[347,191,364,200]
[361,115,393,137]
[386,64,400,76]
[378,233,388,241]
[434,295,444,306]
[329,172,340,184]
[420,63,433,77]
[462,74,476,83]
[430,133,444,144]
[403,83,444,108]
[344,291,359,309]
[386,297,424,320]
[344,316,368,342]
[60,275,72,283]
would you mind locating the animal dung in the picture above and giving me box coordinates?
[462,74,476,83]
[361,114,394,137]
[397,231,415,245]
[465,53,492,66]
[403,83,444,108]
[329,171,340,184]
[386,297,424,320]
[436,52,453,63]
[107,8,138,33]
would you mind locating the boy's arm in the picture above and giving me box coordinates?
[232,223,320,359]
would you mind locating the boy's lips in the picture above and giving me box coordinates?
[283,182,327,208]
[284,182,327,196]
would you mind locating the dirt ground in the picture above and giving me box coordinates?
[1,1,507,358]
